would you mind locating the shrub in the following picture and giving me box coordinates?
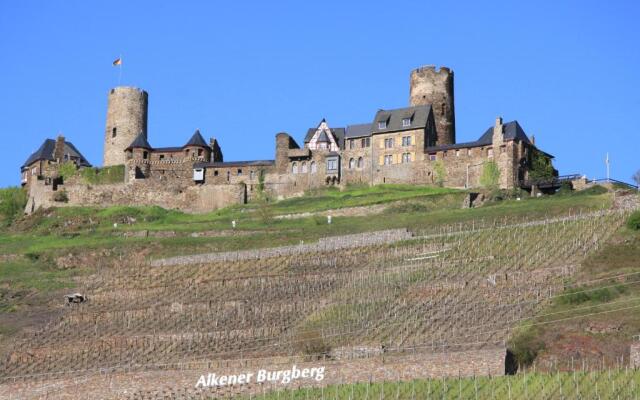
[0,187,27,226]
[529,149,556,181]
[480,161,500,191]
[628,211,640,231]
[384,202,429,214]
[80,165,125,185]
[294,329,331,358]
[53,190,69,203]
[508,326,545,367]
[433,161,446,187]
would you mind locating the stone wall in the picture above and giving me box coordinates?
[631,343,640,368]
[25,178,245,214]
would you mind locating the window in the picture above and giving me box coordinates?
[349,139,355,149]
[429,154,436,161]
[357,157,363,168]
[488,148,494,157]
[384,138,394,149]
[500,146,506,153]
[198,149,203,157]
[112,127,117,138]
[226,171,230,181]
[349,158,355,169]
[402,136,412,146]
[384,155,393,165]
[443,151,447,158]
[402,153,411,163]
[361,137,370,148]
[159,154,165,160]
[402,118,411,127]
[310,161,317,174]
[467,149,472,156]
[455,150,460,157]
[318,142,328,150]
[378,121,387,129]
[214,170,219,176]
[143,151,148,160]
[301,162,307,173]
[326,159,338,171]
[237,169,242,176]
[250,170,255,180]
[292,162,298,174]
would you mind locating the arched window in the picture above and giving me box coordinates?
[301,162,307,173]
[357,157,363,168]
[292,162,298,174]
[349,158,355,169]
[310,161,317,174]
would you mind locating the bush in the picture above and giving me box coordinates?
[80,165,125,185]
[52,190,69,203]
[508,326,545,367]
[433,161,446,187]
[628,211,640,231]
[0,187,27,226]
[294,329,331,358]
[480,161,500,191]
[384,202,429,214]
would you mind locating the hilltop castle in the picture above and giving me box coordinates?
[21,66,556,213]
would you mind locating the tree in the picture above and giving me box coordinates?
[433,161,446,187]
[633,170,640,190]
[480,161,501,191]
[528,149,555,182]
[0,187,27,226]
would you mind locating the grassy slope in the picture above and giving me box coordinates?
[0,184,616,355]
[508,213,640,370]
[234,369,640,399]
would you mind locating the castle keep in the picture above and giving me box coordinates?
[21,66,556,213]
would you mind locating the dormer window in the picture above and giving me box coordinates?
[378,121,387,129]
[402,118,411,127]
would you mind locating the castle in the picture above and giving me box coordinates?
[21,65,556,213]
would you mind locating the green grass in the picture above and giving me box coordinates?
[233,369,640,399]
[0,185,613,258]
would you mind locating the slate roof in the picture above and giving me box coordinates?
[345,123,372,138]
[184,129,208,147]
[22,138,92,169]
[126,132,152,150]
[371,105,432,134]
[127,130,210,152]
[194,160,275,168]
[426,120,553,158]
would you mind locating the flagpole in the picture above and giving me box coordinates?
[605,152,610,183]
[118,54,123,86]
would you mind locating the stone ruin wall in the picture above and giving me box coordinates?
[25,177,246,214]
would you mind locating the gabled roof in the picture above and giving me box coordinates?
[184,129,208,147]
[345,123,372,139]
[304,127,346,147]
[126,132,152,150]
[22,138,92,168]
[371,105,432,134]
[426,120,553,158]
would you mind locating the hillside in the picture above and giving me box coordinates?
[0,184,638,399]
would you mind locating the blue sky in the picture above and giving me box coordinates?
[1,0,638,188]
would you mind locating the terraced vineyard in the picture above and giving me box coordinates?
[0,206,630,399]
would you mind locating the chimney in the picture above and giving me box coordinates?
[54,135,66,162]
[492,117,504,147]
[531,135,536,146]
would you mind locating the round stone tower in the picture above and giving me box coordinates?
[103,86,148,166]
[409,66,455,146]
